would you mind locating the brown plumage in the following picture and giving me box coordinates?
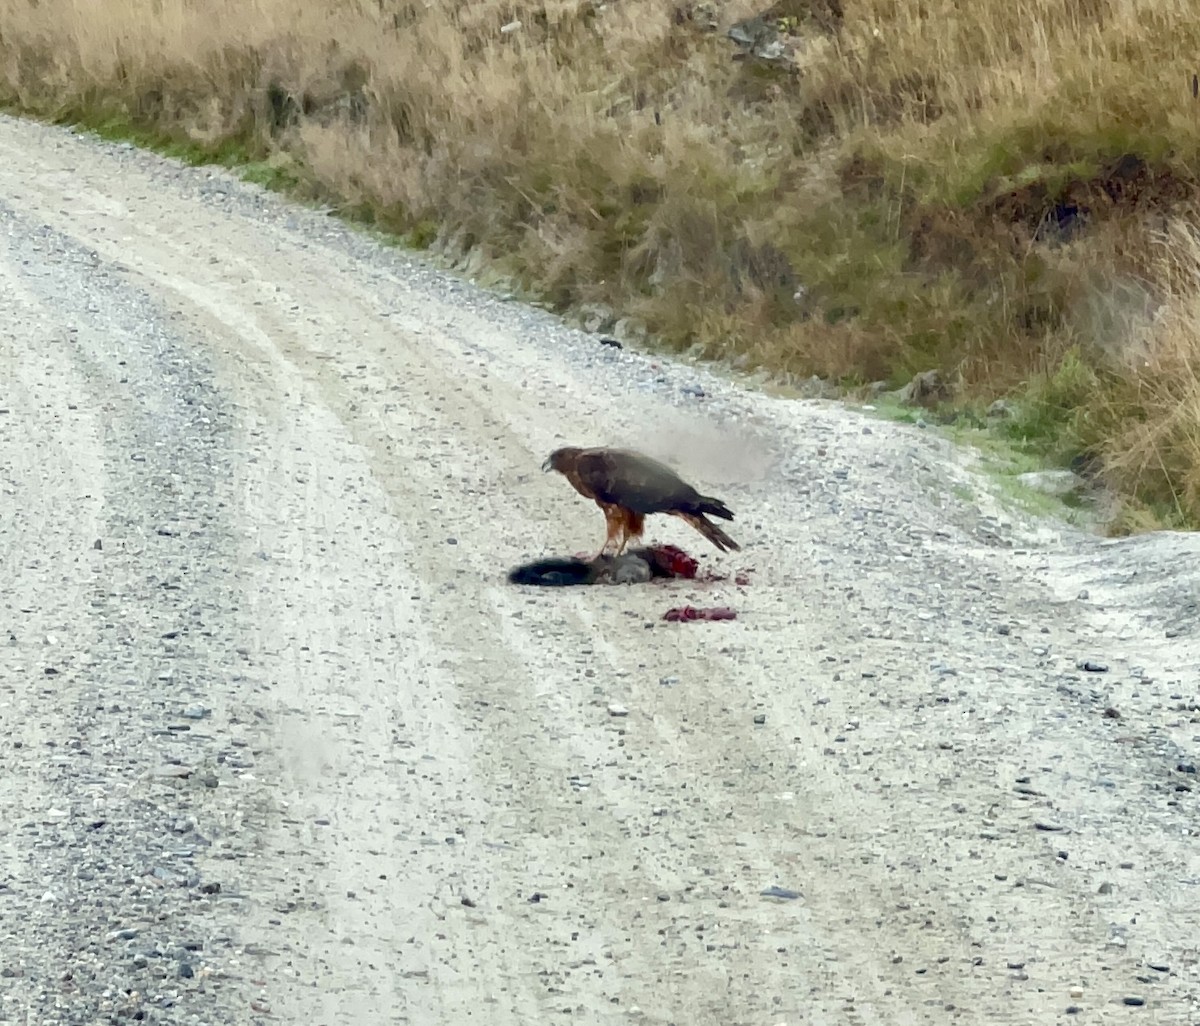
[542,446,740,557]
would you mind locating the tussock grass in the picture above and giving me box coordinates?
[2,0,1200,527]
[1081,223,1200,529]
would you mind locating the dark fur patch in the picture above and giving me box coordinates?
[507,558,598,587]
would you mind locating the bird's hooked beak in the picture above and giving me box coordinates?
[541,456,554,473]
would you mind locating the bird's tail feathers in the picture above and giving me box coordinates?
[697,496,734,521]
[677,512,741,553]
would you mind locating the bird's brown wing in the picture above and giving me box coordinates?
[575,448,703,514]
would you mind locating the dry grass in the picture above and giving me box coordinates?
[2,0,1200,526]
[1083,222,1200,528]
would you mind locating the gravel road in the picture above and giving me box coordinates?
[1,112,1198,1026]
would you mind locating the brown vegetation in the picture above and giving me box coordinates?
[2,0,1199,526]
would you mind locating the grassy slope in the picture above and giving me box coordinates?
[2,0,1199,530]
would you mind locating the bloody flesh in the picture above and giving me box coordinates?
[662,606,738,622]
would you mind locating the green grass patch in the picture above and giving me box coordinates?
[59,109,257,168]
[859,367,1107,529]
[240,155,304,193]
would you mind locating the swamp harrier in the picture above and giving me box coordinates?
[542,446,740,558]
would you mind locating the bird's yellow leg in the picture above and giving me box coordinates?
[595,506,621,560]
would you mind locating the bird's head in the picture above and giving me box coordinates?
[543,446,583,474]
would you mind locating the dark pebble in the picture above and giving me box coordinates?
[178,962,194,979]
[1034,822,1068,832]
[1103,707,1121,719]
[1080,660,1109,673]
[1147,963,1169,973]
[93,538,103,550]
[1123,996,1145,1006]
[1178,764,1196,774]
[599,337,622,349]
[1066,1006,1081,1015]
[460,896,476,908]
[528,892,547,903]
[760,885,801,901]
[753,714,766,725]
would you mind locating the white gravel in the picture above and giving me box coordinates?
[1,111,1198,1025]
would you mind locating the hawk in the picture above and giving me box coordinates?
[542,446,740,558]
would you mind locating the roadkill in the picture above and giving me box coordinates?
[507,544,747,622]
[507,544,699,587]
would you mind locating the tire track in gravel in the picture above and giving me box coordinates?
[1,200,253,1024]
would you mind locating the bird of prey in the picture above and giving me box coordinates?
[542,446,740,558]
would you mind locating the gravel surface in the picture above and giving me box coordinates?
[1,112,1198,1025]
